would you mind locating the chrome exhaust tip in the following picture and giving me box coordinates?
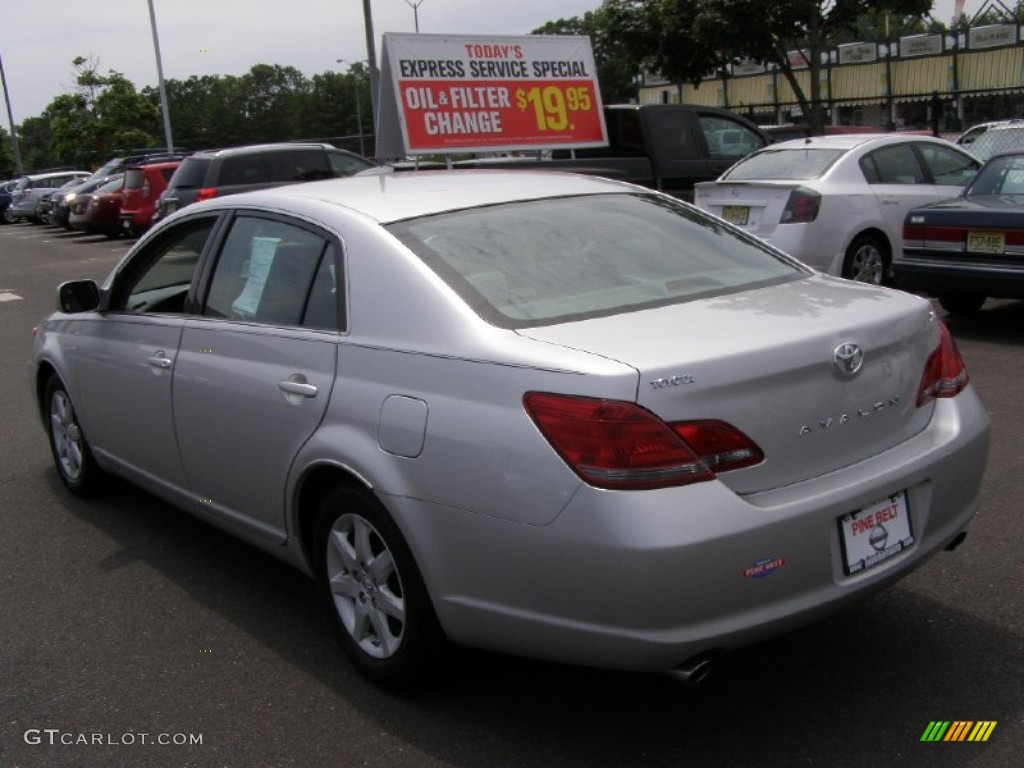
[666,655,717,686]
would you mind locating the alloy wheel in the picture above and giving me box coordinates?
[325,513,406,659]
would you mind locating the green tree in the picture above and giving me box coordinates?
[625,0,934,134]
[240,64,310,144]
[34,57,161,168]
[0,124,14,176]
[15,116,56,170]
[533,1,648,102]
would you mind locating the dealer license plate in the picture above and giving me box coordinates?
[722,205,749,226]
[838,491,914,576]
[967,231,1004,254]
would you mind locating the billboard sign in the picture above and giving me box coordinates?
[376,33,607,156]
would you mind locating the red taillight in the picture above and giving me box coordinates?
[671,420,764,472]
[916,322,969,407]
[195,187,218,202]
[780,187,821,224]
[523,393,762,490]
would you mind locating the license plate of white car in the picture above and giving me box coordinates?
[722,205,749,226]
[967,231,1004,254]
[838,491,914,575]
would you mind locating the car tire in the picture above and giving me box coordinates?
[313,485,445,688]
[2,206,18,224]
[938,294,986,315]
[44,375,104,495]
[842,234,889,285]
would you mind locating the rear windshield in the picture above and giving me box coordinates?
[723,148,846,180]
[388,193,804,328]
[168,158,211,189]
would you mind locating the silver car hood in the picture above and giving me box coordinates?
[517,275,940,494]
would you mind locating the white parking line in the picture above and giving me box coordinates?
[0,291,23,302]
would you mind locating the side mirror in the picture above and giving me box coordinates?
[57,280,101,313]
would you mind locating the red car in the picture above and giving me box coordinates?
[68,175,125,237]
[119,161,181,236]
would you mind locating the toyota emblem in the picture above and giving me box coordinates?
[833,342,864,376]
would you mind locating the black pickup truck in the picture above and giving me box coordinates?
[451,104,769,200]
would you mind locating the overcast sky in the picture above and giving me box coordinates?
[1,0,966,125]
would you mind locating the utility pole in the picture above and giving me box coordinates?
[0,54,23,175]
[147,0,175,154]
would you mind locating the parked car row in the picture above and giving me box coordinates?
[3,142,375,236]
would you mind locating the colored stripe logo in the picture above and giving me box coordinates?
[921,721,997,742]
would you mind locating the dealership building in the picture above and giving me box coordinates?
[639,21,1023,133]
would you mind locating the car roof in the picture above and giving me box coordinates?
[125,160,181,171]
[187,142,338,159]
[760,133,948,151]
[199,169,635,224]
[21,170,89,181]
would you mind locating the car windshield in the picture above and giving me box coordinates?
[388,193,804,328]
[967,154,1024,195]
[722,147,847,180]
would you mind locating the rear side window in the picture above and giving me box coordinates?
[724,148,845,180]
[203,216,340,329]
[861,144,924,184]
[219,150,331,187]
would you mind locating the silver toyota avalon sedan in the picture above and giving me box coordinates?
[32,170,990,687]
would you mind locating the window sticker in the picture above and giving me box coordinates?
[232,237,280,316]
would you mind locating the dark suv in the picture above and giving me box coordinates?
[156,143,374,221]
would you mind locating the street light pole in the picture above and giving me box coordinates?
[0,54,24,175]
[404,0,426,33]
[147,0,175,154]
[360,0,380,135]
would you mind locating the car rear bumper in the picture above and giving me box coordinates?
[894,256,1024,298]
[387,388,990,671]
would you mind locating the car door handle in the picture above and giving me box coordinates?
[880,197,901,205]
[147,351,174,369]
[278,375,318,398]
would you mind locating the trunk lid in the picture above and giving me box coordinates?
[694,180,801,241]
[518,275,939,494]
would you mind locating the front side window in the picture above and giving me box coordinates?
[114,217,217,313]
[388,193,804,328]
[917,143,979,186]
[203,216,339,329]
[699,115,765,158]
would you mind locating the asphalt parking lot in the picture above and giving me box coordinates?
[0,221,1021,768]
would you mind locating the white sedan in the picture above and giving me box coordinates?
[694,134,980,284]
